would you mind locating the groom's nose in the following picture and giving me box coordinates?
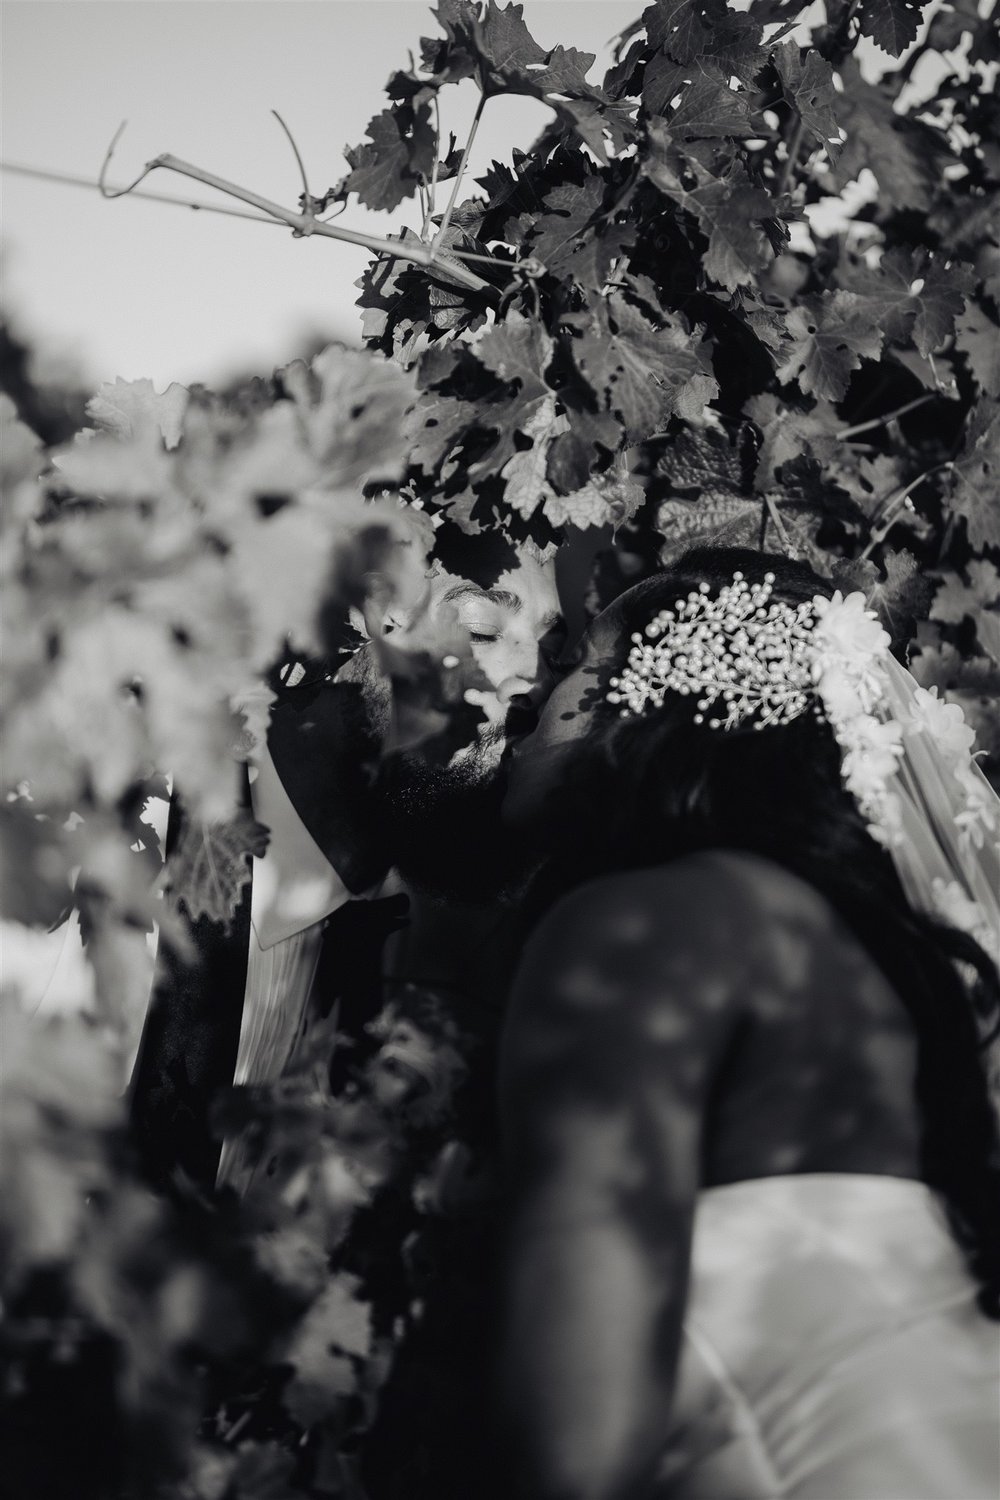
[495,648,558,713]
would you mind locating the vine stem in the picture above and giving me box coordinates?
[763,493,795,555]
[777,114,805,195]
[422,92,443,240]
[98,123,492,295]
[839,392,936,439]
[271,110,311,203]
[859,461,954,560]
[433,94,485,252]
[1,158,281,225]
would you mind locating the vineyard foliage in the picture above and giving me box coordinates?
[2,1,999,1496]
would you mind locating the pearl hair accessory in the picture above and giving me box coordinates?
[607,571,904,844]
[607,572,819,731]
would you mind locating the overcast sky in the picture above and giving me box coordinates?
[3,0,643,391]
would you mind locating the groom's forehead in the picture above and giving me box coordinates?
[427,544,559,616]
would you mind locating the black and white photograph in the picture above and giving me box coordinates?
[2,1,999,1496]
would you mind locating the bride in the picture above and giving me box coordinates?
[496,548,1000,1500]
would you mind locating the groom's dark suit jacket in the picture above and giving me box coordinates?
[128,662,508,1497]
[128,663,403,1190]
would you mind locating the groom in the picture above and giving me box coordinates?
[129,533,565,1191]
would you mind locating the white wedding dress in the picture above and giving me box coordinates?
[656,1174,1000,1499]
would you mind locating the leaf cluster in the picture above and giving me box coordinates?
[1,984,495,1499]
[341,0,999,750]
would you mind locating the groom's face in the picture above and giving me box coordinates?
[422,548,566,774]
[352,546,565,896]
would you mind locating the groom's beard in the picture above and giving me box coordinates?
[340,640,537,900]
[377,731,536,903]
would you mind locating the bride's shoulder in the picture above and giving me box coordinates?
[517,851,845,1013]
[533,850,820,949]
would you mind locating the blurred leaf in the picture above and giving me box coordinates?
[836,549,934,647]
[931,561,1000,624]
[170,811,269,926]
[230,1442,299,1500]
[834,61,940,212]
[282,1275,373,1427]
[0,394,45,532]
[86,377,188,450]
[949,400,1000,550]
[954,301,1000,397]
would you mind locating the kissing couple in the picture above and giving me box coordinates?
[132,529,1000,1500]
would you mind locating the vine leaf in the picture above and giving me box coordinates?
[520,45,636,157]
[544,466,645,531]
[655,487,831,570]
[656,425,746,495]
[774,291,884,401]
[425,1,628,158]
[573,295,718,442]
[858,0,925,58]
[170,810,270,926]
[772,43,841,152]
[341,103,437,212]
[525,173,635,286]
[745,393,841,489]
[643,133,777,289]
[499,398,563,519]
[467,314,555,477]
[643,0,724,63]
[949,400,1000,550]
[355,229,484,356]
[836,248,975,356]
[404,388,481,475]
[463,0,547,92]
[662,75,756,140]
[656,490,758,560]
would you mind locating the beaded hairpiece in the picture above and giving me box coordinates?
[607,572,819,730]
[607,570,903,841]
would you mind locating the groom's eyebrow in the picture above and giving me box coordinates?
[443,583,564,633]
[443,583,520,611]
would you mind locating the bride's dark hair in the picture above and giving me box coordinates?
[526,545,1000,1316]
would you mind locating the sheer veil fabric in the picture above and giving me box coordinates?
[881,656,1000,966]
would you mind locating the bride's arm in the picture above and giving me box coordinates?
[497,861,745,1500]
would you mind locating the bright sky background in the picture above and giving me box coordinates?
[2,0,644,391]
